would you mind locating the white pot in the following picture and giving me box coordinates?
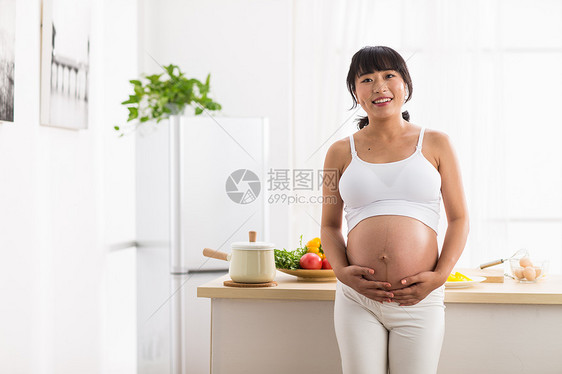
[203,231,276,283]
[228,241,276,283]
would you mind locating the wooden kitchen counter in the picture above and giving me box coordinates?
[197,271,562,304]
[198,271,562,373]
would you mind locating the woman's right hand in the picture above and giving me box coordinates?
[339,265,395,303]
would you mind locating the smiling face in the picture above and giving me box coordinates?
[345,47,413,126]
[354,70,408,118]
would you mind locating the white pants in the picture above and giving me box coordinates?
[334,279,446,374]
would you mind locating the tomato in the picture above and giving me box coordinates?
[300,253,322,269]
[322,258,332,269]
[307,237,321,248]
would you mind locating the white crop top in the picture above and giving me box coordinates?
[338,127,442,234]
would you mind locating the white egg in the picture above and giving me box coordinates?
[523,266,537,281]
[534,267,542,278]
[513,267,524,279]
[519,257,533,268]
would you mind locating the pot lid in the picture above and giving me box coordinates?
[231,230,275,250]
[231,241,275,250]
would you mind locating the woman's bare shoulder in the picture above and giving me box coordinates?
[327,136,353,156]
[424,128,453,150]
[422,128,455,167]
[325,136,353,169]
[330,136,352,151]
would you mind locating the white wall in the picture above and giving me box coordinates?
[137,0,293,248]
[0,0,137,372]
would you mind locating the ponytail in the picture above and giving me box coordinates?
[357,110,410,130]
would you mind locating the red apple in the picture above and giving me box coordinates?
[322,258,332,269]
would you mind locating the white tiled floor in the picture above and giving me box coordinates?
[137,246,227,373]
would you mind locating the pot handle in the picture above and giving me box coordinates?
[249,231,257,242]
[203,248,230,262]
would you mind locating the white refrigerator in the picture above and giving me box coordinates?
[135,115,269,373]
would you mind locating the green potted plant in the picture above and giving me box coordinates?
[114,64,222,135]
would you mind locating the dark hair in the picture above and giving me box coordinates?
[346,46,413,129]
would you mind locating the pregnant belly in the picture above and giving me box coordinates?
[346,215,439,291]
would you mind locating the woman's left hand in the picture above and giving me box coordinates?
[390,271,445,306]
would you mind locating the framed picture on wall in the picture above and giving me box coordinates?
[40,0,91,130]
[0,0,16,123]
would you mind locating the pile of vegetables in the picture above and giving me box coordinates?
[274,235,332,270]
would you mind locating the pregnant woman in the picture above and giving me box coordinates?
[321,46,469,374]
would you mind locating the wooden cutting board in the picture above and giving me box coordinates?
[454,267,505,283]
[223,280,278,288]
